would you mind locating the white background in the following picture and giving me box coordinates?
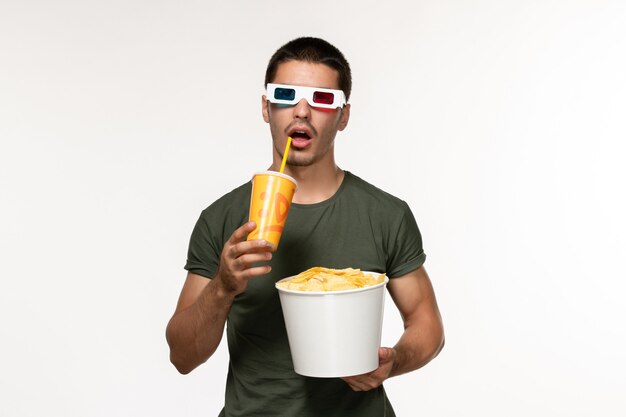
[1,0,625,416]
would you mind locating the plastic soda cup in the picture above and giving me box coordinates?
[247,171,297,250]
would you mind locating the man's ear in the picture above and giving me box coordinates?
[262,95,270,123]
[338,103,351,131]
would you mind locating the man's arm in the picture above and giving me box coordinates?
[342,266,444,391]
[165,221,273,374]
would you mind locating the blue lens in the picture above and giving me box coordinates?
[274,87,296,101]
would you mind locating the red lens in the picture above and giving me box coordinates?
[313,91,334,105]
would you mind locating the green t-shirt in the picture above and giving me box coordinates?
[185,171,426,417]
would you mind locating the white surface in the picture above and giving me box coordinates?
[276,275,387,377]
[1,1,625,416]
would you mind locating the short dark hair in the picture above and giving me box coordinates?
[264,37,352,101]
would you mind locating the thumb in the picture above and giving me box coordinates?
[379,347,395,362]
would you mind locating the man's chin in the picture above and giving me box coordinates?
[287,158,315,167]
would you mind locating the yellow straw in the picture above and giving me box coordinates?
[279,136,292,173]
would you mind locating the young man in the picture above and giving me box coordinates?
[166,37,444,416]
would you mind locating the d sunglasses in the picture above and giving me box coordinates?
[266,83,347,109]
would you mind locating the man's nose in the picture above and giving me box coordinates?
[293,98,311,118]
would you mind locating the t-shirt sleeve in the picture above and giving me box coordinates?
[385,201,426,278]
[184,210,221,279]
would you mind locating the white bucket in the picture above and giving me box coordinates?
[276,273,388,378]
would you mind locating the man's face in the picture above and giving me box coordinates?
[262,60,350,168]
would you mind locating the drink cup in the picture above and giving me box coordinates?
[247,171,297,250]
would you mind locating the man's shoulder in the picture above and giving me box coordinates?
[199,180,251,217]
[343,171,408,209]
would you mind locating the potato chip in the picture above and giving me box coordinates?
[277,267,386,292]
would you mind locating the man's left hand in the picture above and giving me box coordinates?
[341,347,396,391]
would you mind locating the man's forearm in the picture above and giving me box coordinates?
[391,315,445,377]
[166,279,235,374]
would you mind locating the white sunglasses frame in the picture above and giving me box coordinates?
[266,83,347,109]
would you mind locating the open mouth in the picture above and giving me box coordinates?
[290,130,311,140]
[289,129,312,148]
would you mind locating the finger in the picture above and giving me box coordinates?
[236,252,273,270]
[227,237,272,260]
[343,379,362,391]
[347,380,369,392]
[228,221,258,245]
[342,376,367,392]
[240,264,272,279]
[245,243,276,254]
[378,347,392,362]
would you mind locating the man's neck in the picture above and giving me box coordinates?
[272,164,345,205]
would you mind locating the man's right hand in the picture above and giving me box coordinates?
[166,221,273,374]
[213,221,274,296]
